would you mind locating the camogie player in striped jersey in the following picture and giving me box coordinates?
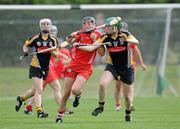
[111,22,147,112]
[23,25,74,115]
[15,18,59,118]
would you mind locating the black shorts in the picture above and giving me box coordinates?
[29,66,48,80]
[104,64,134,85]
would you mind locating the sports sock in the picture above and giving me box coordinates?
[125,109,131,115]
[35,107,43,113]
[58,108,66,114]
[99,101,105,108]
[25,105,32,111]
[116,103,121,106]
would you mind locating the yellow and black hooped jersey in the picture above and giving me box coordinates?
[98,31,137,69]
[24,33,58,71]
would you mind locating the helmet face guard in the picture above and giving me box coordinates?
[105,17,121,30]
[81,16,96,31]
[39,18,52,34]
[120,22,128,31]
[104,17,121,35]
[82,16,95,24]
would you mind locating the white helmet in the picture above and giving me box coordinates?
[51,25,58,36]
[39,18,52,33]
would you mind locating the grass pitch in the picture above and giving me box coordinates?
[0,97,180,129]
[0,67,180,129]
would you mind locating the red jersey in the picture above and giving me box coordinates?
[49,48,70,78]
[70,31,101,65]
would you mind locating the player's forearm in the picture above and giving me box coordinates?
[78,43,101,52]
[98,46,105,56]
[78,46,98,52]
[58,52,69,60]
[58,41,70,48]
[134,48,144,65]
[51,50,58,58]
[23,45,29,53]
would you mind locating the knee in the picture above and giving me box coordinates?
[99,82,106,90]
[71,88,80,96]
[36,87,43,94]
[124,95,132,102]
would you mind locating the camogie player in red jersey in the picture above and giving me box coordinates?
[55,16,101,123]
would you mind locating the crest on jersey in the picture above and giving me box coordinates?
[42,41,48,46]
[67,68,72,72]
[49,42,53,47]
[119,39,124,45]
[80,37,85,41]
[113,41,119,47]
[37,41,42,46]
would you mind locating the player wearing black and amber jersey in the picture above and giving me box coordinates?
[112,22,147,112]
[75,17,139,122]
[103,30,135,71]
[15,18,58,118]
[25,32,58,77]
[92,18,138,122]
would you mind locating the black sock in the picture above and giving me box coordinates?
[99,101,105,108]
[125,109,131,115]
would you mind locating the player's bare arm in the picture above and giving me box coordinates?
[134,46,147,70]
[74,41,103,52]
[97,45,105,56]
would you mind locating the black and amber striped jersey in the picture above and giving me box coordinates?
[98,31,138,69]
[24,33,58,71]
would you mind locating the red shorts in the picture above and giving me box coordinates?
[64,60,93,80]
[55,67,66,80]
[43,68,58,87]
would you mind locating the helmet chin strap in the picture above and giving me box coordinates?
[42,30,49,34]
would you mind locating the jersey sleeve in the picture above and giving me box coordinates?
[95,31,102,39]
[127,34,139,44]
[89,31,101,42]
[97,35,108,44]
[24,35,38,47]
[50,35,58,47]
[121,31,139,44]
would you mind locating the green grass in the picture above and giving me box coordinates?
[0,67,180,129]
[0,66,179,98]
[0,97,180,129]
